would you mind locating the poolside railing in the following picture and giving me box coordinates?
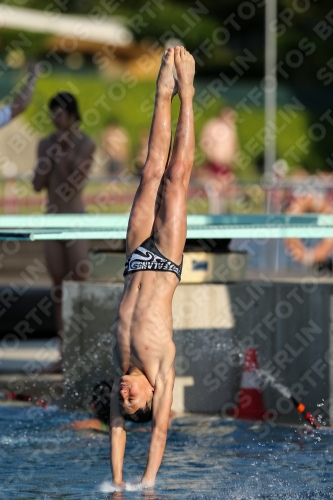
[1,175,332,215]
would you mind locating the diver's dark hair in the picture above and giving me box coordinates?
[48,92,81,121]
[91,380,112,425]
[121,395,153,423]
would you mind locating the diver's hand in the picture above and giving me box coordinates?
[140,478,155,488]
[112,480,125,488]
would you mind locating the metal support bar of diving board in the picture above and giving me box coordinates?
[1,214,333,228]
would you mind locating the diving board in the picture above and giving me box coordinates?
[0,214,333,240]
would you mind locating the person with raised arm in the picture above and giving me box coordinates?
[0,62,39,128]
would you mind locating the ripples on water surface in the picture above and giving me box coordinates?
[1,404,333,499]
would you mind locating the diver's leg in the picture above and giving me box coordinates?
[153,47,195,265]
[126,48,177,257]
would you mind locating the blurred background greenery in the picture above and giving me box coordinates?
[0,0,332,178]
[23,75,310,178]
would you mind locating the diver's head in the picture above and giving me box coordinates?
[118,368,154,423]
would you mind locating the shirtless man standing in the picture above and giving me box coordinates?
[32,92,95,368]
[110,46,195,488]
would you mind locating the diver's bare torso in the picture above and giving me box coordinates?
[115,270,177,384]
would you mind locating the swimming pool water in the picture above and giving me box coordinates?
[1,404,333,500]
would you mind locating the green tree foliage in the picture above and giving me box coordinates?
[21,72,313,177]
[2,0,332,173]
[23,72,222,165]
[0,30,49,58]
[2,0,333,82]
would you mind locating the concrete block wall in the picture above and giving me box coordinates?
[61,278,333,425]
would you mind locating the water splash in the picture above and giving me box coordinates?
[257,368,292,398]
[99,481,144,493]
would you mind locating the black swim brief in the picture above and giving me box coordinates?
[124,236,183,281]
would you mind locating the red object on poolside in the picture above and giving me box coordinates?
[0,392,48,408]
[305,411,319,428]
[230,348,269,421]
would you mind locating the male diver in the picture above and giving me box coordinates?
[110,46,195,487]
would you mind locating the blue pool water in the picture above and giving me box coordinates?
[1,404,333,499]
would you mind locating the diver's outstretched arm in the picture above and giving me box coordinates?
[110,378,126,487]
[141,369,175,486]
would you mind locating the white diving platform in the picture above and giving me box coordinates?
[0,214,333,240]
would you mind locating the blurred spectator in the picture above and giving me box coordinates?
[264,158,289,213]
[32,92,95,372]
[199,107,238,180]
[101,120,130,177]
[282,167,310,211]
[63,381,112,433]
[196,107,239,213]
[284,169,333,269]
[0,62,39,128]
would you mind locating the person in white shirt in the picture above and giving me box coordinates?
[0,62,39,128]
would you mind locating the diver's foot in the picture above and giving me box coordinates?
[156,47,177,98]
[174,46,195,100]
